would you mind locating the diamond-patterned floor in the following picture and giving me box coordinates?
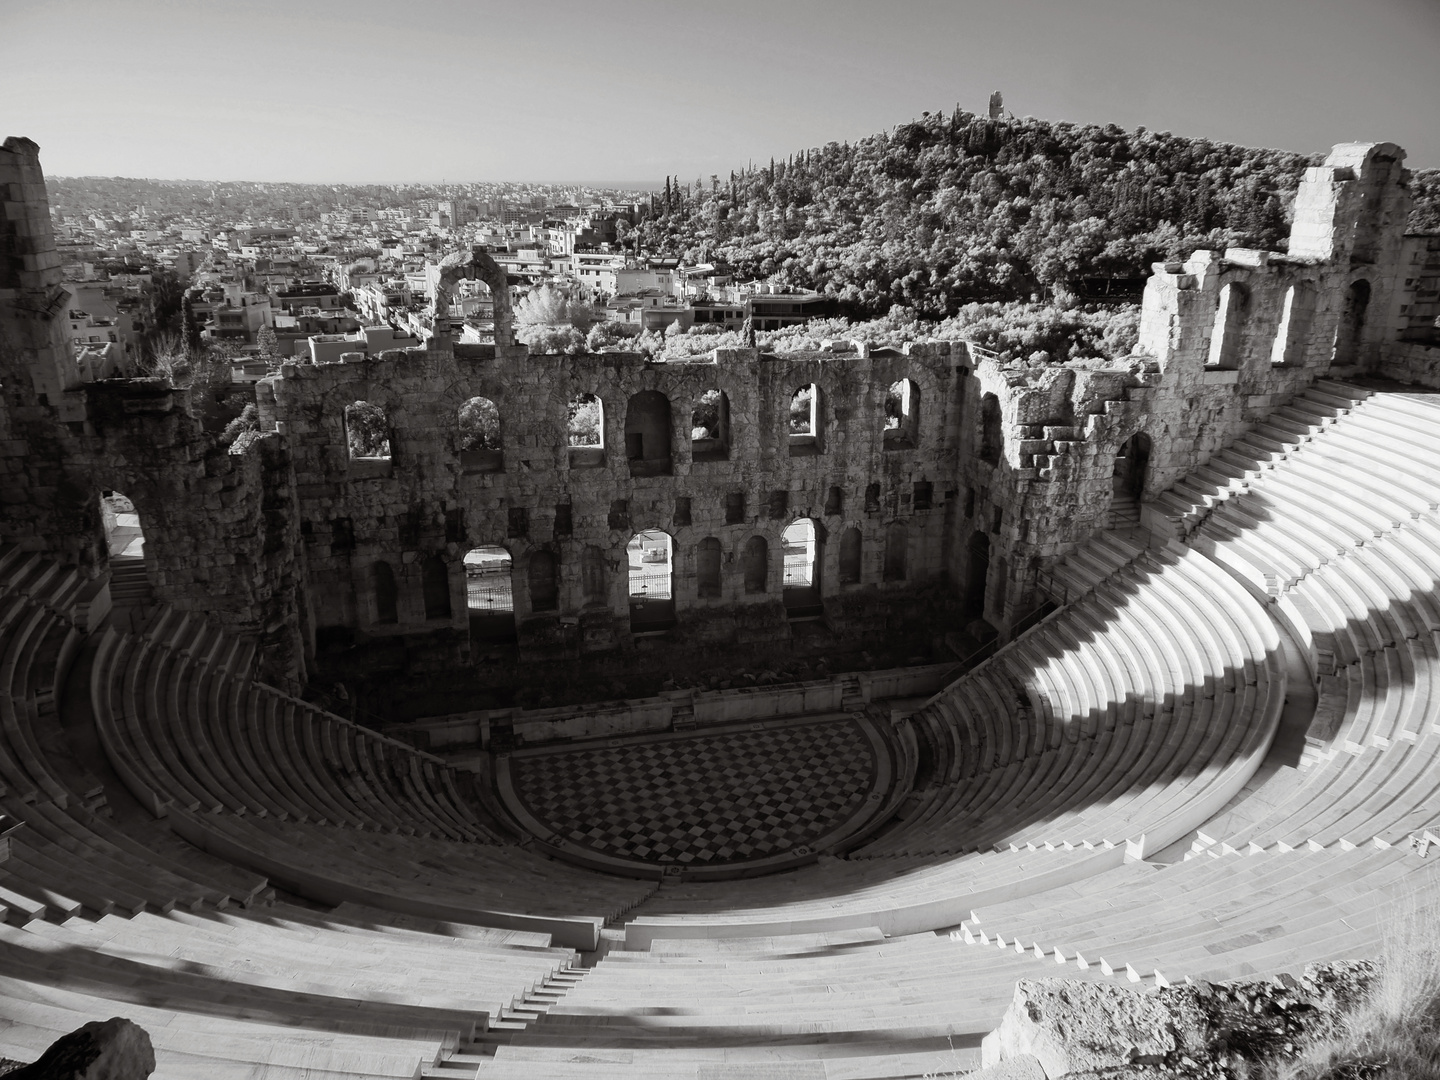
[506,719,879,868]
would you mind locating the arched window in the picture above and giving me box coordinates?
[1206,282,1249,370]
[788,383,822,456]
[458,395,503,472]
[782,519,822,617]
[581,545,607,606]
[100,490,145,560]
[696,537,723,599]
[883,378,920,449]
[883,521,908,582]
[345,400,391,459]
[567,393,605,468]
[838,527,862,585]
[423,554,451,620]
[691,389,730,462]
[628,530,675,631]
[965,532,990,617]
[824,486,844,516]
[528,550,559,613]
[1332,279,1372,366]
[743,536,768,594]
[372,560,398,625]
[979,393,1003,466]
[624,390,673,476]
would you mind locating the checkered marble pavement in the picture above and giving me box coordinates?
[510,721,876,866]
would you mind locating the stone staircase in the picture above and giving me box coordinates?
[1145,380,1369,543]
[425,967,591,1077]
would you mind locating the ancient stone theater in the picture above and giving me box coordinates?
[1,133,1438,1076]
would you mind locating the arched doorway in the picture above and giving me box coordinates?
[1114,432,1151,500]
[101,490,144,559]
[965,532,990,617]
[627,529,675,631]
[838,527,862,585]
[464,545,515,644]
[1332,279,1371,366]
[781,519,822,617]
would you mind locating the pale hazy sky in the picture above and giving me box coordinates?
[4,0,1438,182]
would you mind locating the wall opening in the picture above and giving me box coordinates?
[1114,431,1151,501]
[101,490,144,561]
[627,529,675,631]
[883,520,908,582]
[824,486,844,516]
[965,532,990,617]
[883,378,920,449]
[690,389,730,462]
[581,545,607,607]
[423,554,452,620]
[788,383,822,456]
[743,536,769,594]
[782,518,823,617]
[567,393,605,468]
[1206,282,1249,370]
[624,390,673,477]
[1331,278,1372,366]
[371,560,398,625]
[464,545,515,643]
[529,550,559,613]
[345,400,391,460]
[696,537,723,599]
[458,395,503,473]
[838,527,862,585]
[979,393,1003,465]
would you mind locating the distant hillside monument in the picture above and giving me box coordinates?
[988,90,1004,119]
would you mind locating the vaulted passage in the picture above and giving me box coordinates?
[101,490,144,560]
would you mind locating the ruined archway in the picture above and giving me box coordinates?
[528,550,559,614]
[782,518,823,618]
[433,247,513,346]
[628,529,675,631]
[464,545,515,644]
[1206,282,1249,370]
[743,536,769,594]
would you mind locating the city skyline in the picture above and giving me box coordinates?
[5,0,1439,183]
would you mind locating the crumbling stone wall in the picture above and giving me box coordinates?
[259,339,962,664]
[0,135,1424,688]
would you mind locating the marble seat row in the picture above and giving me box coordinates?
[856,541,1282,861]
[956,844,1438,989]
[88,608,503,842]
[474,932,1115,1079]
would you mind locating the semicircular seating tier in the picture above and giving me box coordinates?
[0,380,1437,1080]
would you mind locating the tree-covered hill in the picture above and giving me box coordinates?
[636,109,1440,318]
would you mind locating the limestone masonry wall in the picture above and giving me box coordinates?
[1,135,1430,687]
